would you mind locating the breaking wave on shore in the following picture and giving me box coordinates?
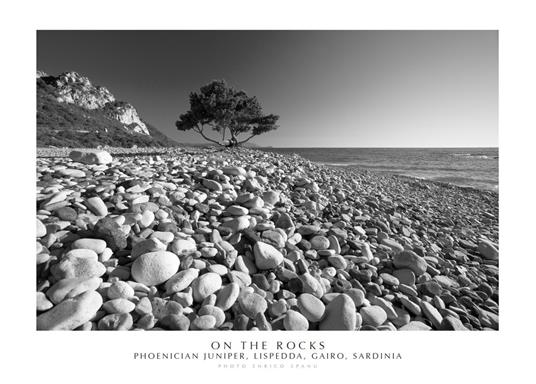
[262,147,499,191]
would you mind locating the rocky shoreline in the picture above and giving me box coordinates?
[36,146,499,331]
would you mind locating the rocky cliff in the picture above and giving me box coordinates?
[52,71,116,110]
[37,71,176,147]
[103,101,150,135]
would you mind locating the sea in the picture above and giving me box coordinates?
[260,147,498,192]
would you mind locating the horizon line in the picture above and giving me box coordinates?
[257,146,498,149]
[181,143,499,149]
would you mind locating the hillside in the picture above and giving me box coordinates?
[36,71,178,148]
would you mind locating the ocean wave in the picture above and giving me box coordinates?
[269,148,498,191]
[323,162,484,173]
[452,153,497,159]
[322,162,357,167]
[431,175,497,182]
[399,174,498,191]
[428,175,499,189]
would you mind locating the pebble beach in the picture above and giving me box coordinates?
[36,146,499,331]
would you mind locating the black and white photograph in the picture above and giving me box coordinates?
[35,30,499,332]
[3,0,536,383]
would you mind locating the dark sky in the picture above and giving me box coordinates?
[37,30,498,147]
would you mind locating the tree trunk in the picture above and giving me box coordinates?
[229,133,238,147]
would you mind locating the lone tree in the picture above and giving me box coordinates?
[175,80,279,147]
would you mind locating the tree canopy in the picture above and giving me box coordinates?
[175,80,279,146]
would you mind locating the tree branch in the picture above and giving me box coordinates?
[194,123,223,146]
[237,134,257,145]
